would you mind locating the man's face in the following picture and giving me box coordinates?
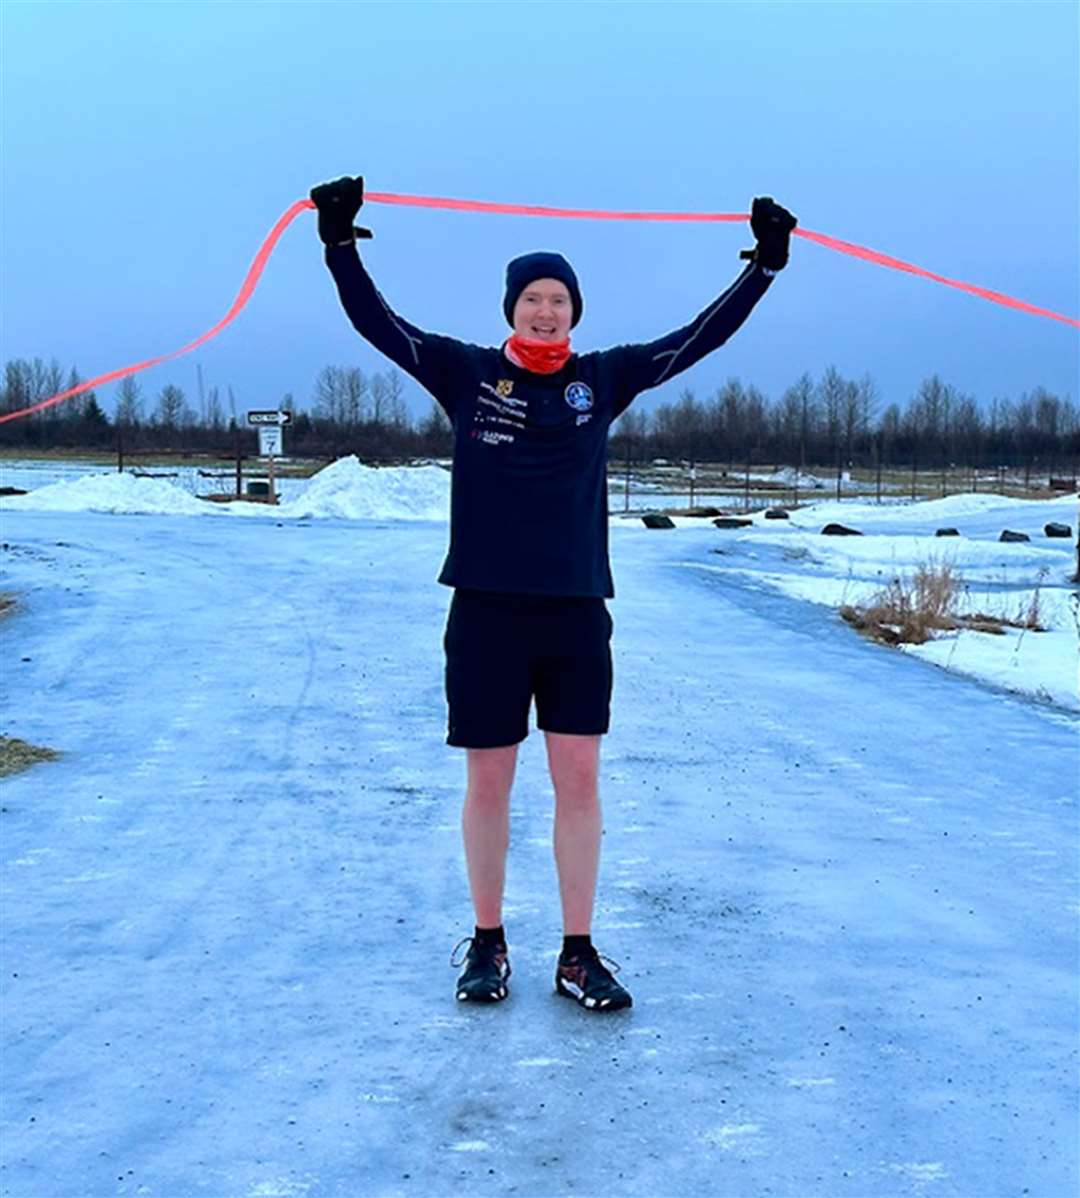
[512,278,573,342]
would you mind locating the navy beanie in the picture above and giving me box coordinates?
[503,252,583,329]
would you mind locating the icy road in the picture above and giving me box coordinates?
[1,510,1076,1198]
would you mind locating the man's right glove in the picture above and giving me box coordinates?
[740,196,797,271]
[309,175,373,245]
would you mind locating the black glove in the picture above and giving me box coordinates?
[740,196,797,270]
[309,175,373,245]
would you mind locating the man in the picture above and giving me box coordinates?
[310,175,795,1013]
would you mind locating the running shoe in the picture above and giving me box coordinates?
[450,935,511,1003]
[555,945,632,1011]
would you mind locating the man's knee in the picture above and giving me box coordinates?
[466,745,518,805]
[545,732,601,805]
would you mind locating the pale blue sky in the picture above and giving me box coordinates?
[2,0,1077,422]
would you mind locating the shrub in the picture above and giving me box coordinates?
[840,559,961,645]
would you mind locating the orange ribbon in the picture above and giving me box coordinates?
[2,192,1074,425]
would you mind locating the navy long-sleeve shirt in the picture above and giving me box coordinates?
[324,243,774,597]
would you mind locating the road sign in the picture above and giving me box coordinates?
[259,425,283,457]
[248,410,292,426]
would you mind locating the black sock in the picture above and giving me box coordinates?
[561,933,592,960]
[475,924,506,948]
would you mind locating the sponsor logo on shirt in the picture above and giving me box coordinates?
[564,382,594,412]
[475,381,526,441]
[471,429,515,446]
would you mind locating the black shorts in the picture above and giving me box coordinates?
[443,588,614,749]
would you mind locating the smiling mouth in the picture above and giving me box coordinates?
[532,325,557,336]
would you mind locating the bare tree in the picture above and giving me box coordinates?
[205,385,225,431]
[906,375,949,464]
[817,365,847,464]
[155,383,186,429]
[952,393,983,470]
[342,368,368,426]
[64,367,91,422]
[385,369,409,430]
[370,372,388,425]
[710,378,747,468]
[313,366,347,424]
[115,377,143,427]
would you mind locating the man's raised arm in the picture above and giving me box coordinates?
[606,196,797,417]
[311,175,468,414]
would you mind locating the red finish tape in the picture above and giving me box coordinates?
[1,192,1074,425]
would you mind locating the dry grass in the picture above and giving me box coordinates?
[841,559,1050,645]
[1017,571,1048,631]
[840,560,963,645]
[0,592,14,619]
[0,735,59,777]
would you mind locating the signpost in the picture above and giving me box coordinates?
[247,410,290,503]
[258,425,283,457]
[247,410,292,427]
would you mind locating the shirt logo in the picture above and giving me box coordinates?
[495,379,514,398]
[564,382,594,412]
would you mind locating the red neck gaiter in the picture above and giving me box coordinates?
[505,334,572,375]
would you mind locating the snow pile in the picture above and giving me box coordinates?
[281,455,450,521]
[0,456,453,522]
[0,471,209,516]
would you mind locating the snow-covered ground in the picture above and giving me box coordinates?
[0,456,893,517]
[10,463,1069,712]
[642,491,1079,715]
[1,464,1077,1196]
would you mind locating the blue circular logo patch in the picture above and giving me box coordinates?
[564,382,594,412]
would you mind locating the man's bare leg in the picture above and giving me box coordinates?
[545,731,602,935]
[462,744,519,927]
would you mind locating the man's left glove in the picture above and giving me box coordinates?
[309,175,373,246]
[740,196,797,271]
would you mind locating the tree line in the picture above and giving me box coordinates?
[1,356,1076,474]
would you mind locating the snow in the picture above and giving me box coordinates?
[642,491,1078,713]
[0,469,212,516]
[0,474,1077,1196]
[1,455,451,522]
[280,455,450,521]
